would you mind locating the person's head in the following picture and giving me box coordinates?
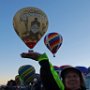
[61,67,86,90]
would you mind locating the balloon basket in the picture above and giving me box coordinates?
[53,54,55,57]
[28,49,33,53]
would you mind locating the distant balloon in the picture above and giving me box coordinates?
[53,65,60,71]
[18,65,35,85]
[86,66,90,76]
[88,67,90,74]
[60,65,72,70]
[53,65,61,74]
[13,7,48,49]
[15,75,19,82]
[44,32,63,57]
[15,75,22,85]
[75,66,88,76]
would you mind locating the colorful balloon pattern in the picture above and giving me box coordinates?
[44,32,63,56]
[53,65,60,71]
[88,67,90,74]
[53,65,61,74]
[60,65,72,70]
[18,65,35,85]
[75,66,88,75]
[15,75,22,85]
[13,7,48,49]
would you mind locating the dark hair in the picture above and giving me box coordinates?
[61,67,86,90]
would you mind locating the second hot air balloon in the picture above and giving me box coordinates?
[44,32,63,57]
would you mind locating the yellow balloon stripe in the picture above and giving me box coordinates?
[25,75,34,83]
[21,67,34,77]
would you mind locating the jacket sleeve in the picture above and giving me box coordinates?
[37,53,64,90]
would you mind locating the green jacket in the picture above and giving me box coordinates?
[38,53,64,90]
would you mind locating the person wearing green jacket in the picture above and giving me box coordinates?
[21,51,64,90]
[21,51,86,90]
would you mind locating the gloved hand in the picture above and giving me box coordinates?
[20,50,41,61]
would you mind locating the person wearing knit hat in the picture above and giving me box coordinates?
[61,67,86,90]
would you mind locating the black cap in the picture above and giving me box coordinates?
[61,67,82,79]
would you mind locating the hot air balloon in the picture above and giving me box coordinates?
[15,75,23,85]
[44,32,63,57]
[13,7,48,49]
[53,65,60,71]
[18,65,35,85]
[53,65,60,74]
[84,67,90,89]
[60,65,72,71]
[87,66,90,74]
[75,66,88,76]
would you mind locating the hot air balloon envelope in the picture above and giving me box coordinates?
[13,7,48,49]
[60,65,72,71]
[18,65,35,85]
[44,32,63,56]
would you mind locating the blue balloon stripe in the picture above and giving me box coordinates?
[46,44,51,50]
[58,43,62,48]
[21,67,35,77]
[25,75,34,84]
[49,36,60,44]
[19,65,32,74]
[24,71,35,81]
[24,70,35,79]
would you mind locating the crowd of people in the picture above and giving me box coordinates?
[0,51,90,90]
